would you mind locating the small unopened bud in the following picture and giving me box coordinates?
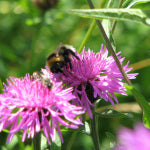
[33,0,58,11]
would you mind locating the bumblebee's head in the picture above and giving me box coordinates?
[46,44,80,74]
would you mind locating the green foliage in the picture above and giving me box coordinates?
[47,133,61,150]
[70,9,150,25]
[123,0,150,9]
[127,85,150,128]
[96,108,133,118]
[0,0,150,149]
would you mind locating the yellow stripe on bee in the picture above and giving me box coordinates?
[47,56,64,67]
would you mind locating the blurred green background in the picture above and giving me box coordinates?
[0,0,150,149]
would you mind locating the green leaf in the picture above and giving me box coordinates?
[123,0,150,9]
[33,132,41,150]
[6,135,18,150]
[2,129,10,133]
[77,121,91,135]
[69,9,150,26]
[41,134,47,150]
[106,0,115,8]
[131,2,150,9]
[83,121,91,135]
[122,0,132,8]
[41,133,61,150]
[0,78,3,93]
[126,85,150,128]
[47,132,61,150]
[143,112,150,129]
[105,132,116,149]
[96,108,132,118]
[105,132,116,141]
[17,134,25,150]
[101,0,116,50]
[0,132,7,147]
[102,19,116,51]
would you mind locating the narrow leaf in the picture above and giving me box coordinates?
[83,121,91,135]
[105,132,116,149]
[129,58,150,71]
[102,19,116,50]
[123,0,150,9]
[131,2,150,9]
[127,85,150,128]
[106,0,115,8]
[47,132,61,150]
[102,0,116,50]
[96,108,132,118]
[2,129,10,133]
[105,132,116,141]
[69,9,150,26]
[143,112,150,129]
[122,0,133,8]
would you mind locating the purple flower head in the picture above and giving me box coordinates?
[59,45,138,118]
[0,70,84,144]
[114,123,150,150]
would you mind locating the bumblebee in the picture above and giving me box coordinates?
[46,43,80,73]
[32,71,52,89]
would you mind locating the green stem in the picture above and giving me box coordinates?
[111,0,124,33]
[87,0,132,86]
[78,20,96,53]
[87,0,143,109]
[17,134,25,150]
[33,132,41,150]
[0,77,3,93]
[90,107,100,150]
[66,131,78,150]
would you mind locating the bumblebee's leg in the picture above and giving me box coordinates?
[69,61,72,69]
[51,67,64,73]
[61,47,80,60]
[63,56,72,69]
[66,49,80,60]
[50,61,65,73]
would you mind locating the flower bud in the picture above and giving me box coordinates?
[33,0,58,11]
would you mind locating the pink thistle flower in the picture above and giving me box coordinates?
[114,123,150,150]
[0,72,84,144]
[59,45,138,118]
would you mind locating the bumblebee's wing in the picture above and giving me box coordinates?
[55,43,63,56]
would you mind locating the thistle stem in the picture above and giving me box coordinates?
[111,0,124,33]
[90,107,100,150]
[87,0,132,86]
[33,132,41,150]
[86,0,144,109]
[78,20,96,53]
[66,131,78,150]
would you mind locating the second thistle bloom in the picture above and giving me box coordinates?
[114,123,150,150]
[0,70,84,144]
[60,45,137,118]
